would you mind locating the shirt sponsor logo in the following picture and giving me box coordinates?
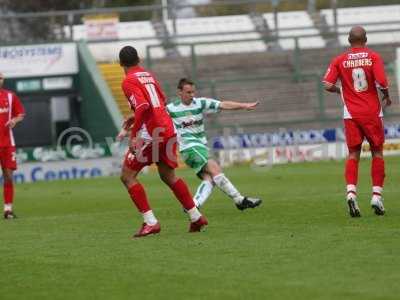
[0,107,9,113]
[136,73,155,85]
[182,119,202,128]
[348,52,369,59]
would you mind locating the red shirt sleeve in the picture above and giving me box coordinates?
[11,93,25,117]
[130,102,149,139]
[122,79,149,111]
[122,79,150,138]
[372,52,388,89]
[323,57,340,85]
[151,73,167,106]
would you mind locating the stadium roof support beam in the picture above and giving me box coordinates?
[331,0,339,45]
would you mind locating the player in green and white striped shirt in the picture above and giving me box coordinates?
[167,78,262,210]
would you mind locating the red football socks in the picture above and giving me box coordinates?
[3,181,14,205]
[169,178,196,211]
[345,159,359,185]
[371,157,385,187]
[128,183,151,213]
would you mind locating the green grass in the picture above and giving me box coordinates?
[1,157,400,300]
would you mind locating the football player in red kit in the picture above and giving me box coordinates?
[118,46,207,238]
[0,72,25,219]
[323,26,391,217]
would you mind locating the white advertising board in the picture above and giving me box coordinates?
[217,139,400,167]
[0,43,78,78]
[83,14,119,41]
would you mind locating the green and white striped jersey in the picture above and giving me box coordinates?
[167,97,221,151]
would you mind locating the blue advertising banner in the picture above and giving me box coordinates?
[212,123,400,150]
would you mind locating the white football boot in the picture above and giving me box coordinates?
[346,193,361,218]
[371,196,385,216]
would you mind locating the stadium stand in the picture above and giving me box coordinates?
[75,5,400,61]
[70,20,156,40]
[321,5,400,46]
[72,15,270,60]
[165,15,267,56]
[88,39,165,63]
[2,4,400,152]
[70,21,165,61]
[98,41,399,135]
[98,50,293,121]
[79,12,327,61]
[262,11,326,49]
[97,63,130,117]
[85,6,400,135]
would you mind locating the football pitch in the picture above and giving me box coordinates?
[1,157,400,300]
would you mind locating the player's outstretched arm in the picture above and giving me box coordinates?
[220,101,259,111]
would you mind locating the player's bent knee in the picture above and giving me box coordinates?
[158,173,167,183]
[206,160,222,177]
[120,174,127,184]
[199,172,212,182]
[120,174,131,188]
[157,162,177,186]
[371,149,383,158]
[347,145,361,161]
[159,173,177,186]
[348,153,361,161]
[2,169,14,183]
[120,168,138,187]
[3,176,13,183]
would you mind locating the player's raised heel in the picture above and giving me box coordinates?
[132,222,161,238]
[371,198,385,216]
[236,197,262,211]
[189,215,208,232]
[3,211,17,220]
[347,198,361,217]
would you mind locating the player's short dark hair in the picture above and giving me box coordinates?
[119,46,140,67]
[348,26,367,45]
[177,78,194,90]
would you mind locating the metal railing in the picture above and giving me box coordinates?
[1,0,399,44]
[194,72,399,132]
[143,29,400,130]
[144,26,400,81]
[0,0,295,43]
[2,1,400,131]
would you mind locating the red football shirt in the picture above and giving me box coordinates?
[323,47,388,119]
[121,66,175,139]
[0,89,25,147]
